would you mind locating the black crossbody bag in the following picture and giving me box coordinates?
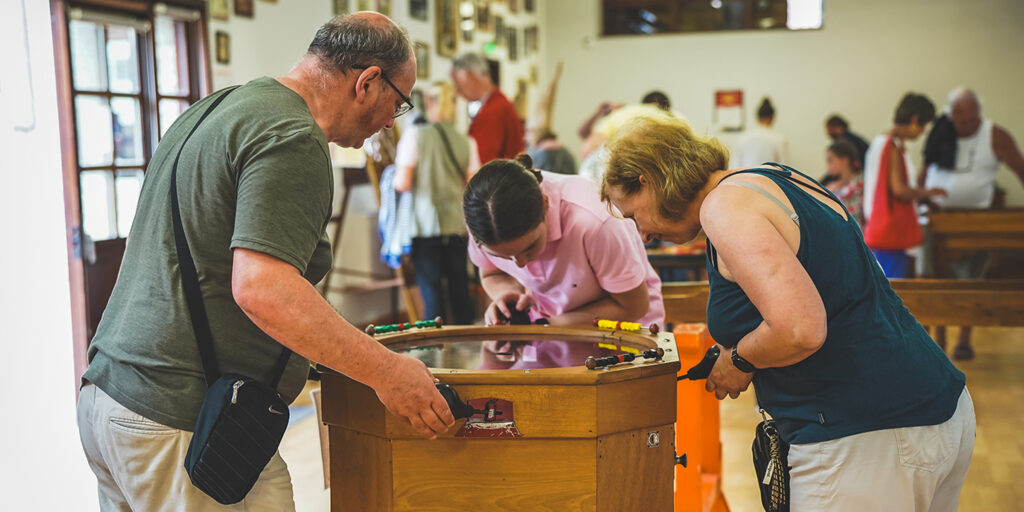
[170,87,293,505]
[752,410,790,512]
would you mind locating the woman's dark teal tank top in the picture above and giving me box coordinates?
[705,164,964,445]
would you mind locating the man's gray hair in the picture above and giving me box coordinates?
[307,15,412,75]
[946,86,981,114]
[452,52,489,77]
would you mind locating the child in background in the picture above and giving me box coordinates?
[826,140,865,226]
[863,93,947,278]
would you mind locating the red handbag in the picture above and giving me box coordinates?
[863,137,924,250]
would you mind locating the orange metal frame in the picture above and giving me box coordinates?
[673,323,729,512]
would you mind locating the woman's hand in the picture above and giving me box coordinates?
[706,346,754,400]
[484,291,532,325]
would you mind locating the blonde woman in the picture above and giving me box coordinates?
[601,116,973,511]
[394,82,480,324]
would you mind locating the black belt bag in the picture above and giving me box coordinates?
[752,410,790,512]
[169,87,293,504]
[183,373,290,504]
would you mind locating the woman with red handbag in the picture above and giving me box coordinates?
[862,93,947,277]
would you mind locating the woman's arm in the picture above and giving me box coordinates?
[700,185,828,398]
[887,142,945,202]
[547,283,649,326]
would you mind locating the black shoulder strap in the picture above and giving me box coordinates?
[719,163,849,217]
[170,87,291,389]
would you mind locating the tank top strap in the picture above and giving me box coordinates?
[718,164,852,224]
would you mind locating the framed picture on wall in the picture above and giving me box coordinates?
[210,0,229,21]
[333,0,348,15]
[435,0,459,57]
[507,27,518,62]
[414,41,430,78]
[410,0,428,21]
[525,0,534,13]
[234,0,253,18]
[215,31,231,64]
[377,0,391,16]
[475,0,491,32]
[525,25,538,56]
[494,16,505,45]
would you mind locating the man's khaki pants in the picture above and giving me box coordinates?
[77,383,295,511]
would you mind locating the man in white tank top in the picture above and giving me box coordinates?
[923,88,1024,208]
[921,88,1024,359]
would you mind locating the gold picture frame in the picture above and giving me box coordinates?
[435,0,458,57]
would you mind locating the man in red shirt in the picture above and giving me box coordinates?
[451,53,524,163]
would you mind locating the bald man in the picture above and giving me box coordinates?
[921,88,1024,360]
[77,13,454,510]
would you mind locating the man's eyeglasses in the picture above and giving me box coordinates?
[353,65,414,118]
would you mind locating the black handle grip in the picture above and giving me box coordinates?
[436,383,475,419]
[679,345,721,381]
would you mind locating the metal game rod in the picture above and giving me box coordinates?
[585,347,665,370]
[593,317,661,335]
[365,316,443,335]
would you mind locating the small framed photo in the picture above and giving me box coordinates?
[234,0,253,18]
[210,0,229,21]
[435,0,459,57]
[494,16,505,46]
[475,0,491,32]
[525,25,538,56]
[506,27,518,62]
[333,0,348,16]
[525,0,534,13]
[377,0,391,16]
[215,31,231,64]
[414,41,430,79]
[410,0,428,21]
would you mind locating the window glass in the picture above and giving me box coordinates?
[80,170,116,241]
[159,99,190,137]
[111,97,145,166]
[75,95,114,167]
[155,16,190,96]
[602,0,822,36]
[69,20,108,91]
[106,25,141,94]
[116,170,145,238]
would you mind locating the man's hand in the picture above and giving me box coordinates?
[484,291,532,325]
[705,346,754,400]
[373,353,455,439]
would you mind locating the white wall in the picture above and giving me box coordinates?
[206,1,544,323]
[542,0,1024,205]
[0,1,97,509]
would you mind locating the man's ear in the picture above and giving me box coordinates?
[353,66,380,103]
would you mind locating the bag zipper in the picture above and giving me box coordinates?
[231,380,245,404]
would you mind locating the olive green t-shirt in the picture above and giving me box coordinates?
[83,77,333,431]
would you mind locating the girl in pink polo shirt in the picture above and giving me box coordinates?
[464,155,664,330]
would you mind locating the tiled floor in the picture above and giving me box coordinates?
[283,327,1024,511]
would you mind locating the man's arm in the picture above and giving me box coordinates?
[231,248,454,438]
[993,124,1024,182]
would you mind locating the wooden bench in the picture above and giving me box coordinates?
[929,209,1024,279]
[663,280,1024,327]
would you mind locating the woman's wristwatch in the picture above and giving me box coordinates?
[730,346,758,373]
